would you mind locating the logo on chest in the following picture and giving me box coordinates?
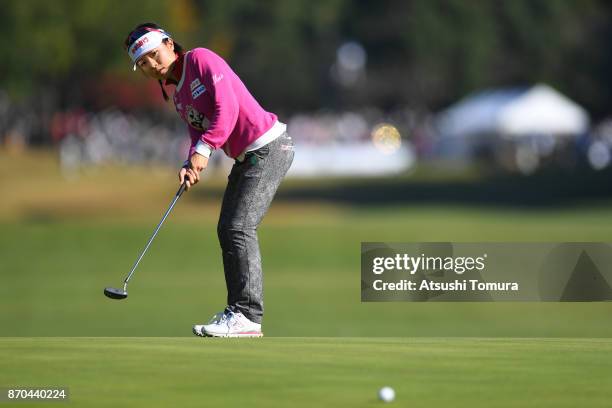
[185,104,209,131]
[190,78,207,99]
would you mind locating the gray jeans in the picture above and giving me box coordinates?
[217,132,294,324]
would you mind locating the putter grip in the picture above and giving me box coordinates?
[178,182,188,197]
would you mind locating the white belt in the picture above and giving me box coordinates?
[236,121,286,161]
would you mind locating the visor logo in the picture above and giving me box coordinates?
[131,37,149,54]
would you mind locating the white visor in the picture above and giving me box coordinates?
[128,30,170,71]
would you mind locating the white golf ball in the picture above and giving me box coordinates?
[378,386,395,403]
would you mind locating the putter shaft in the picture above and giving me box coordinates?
[123,182,187,285]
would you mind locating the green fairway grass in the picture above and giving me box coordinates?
[1,204,612,337]
[1,337,612,407]
[1,150,612,337]
[2,151,612,406]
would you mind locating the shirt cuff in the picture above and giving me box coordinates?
[195,140,213,158]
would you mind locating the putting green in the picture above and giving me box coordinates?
[2,153,612,406]
[1,337,611,407]
[2,210,612,337]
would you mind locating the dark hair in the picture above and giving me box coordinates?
[124,22,185,102]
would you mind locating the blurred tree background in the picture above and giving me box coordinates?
[1,0,611,143]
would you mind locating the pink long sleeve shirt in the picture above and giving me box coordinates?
[172,48,278,159]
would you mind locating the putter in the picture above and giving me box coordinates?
[104,181,188,300]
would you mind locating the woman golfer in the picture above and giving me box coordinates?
[124,23,294,337]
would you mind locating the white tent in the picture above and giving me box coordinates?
[436,84,590,139]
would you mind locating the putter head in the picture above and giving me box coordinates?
[104,287,128,300]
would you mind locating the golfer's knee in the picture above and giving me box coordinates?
[217,222,250,247]
[217,221,234,241]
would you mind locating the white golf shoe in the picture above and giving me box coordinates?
[193,307,263,338]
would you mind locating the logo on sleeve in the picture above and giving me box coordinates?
[213,73,224,84]
[186,104,210,131]
[190,78,206,99]
[190,78,201,91]
[192,85,206,99]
